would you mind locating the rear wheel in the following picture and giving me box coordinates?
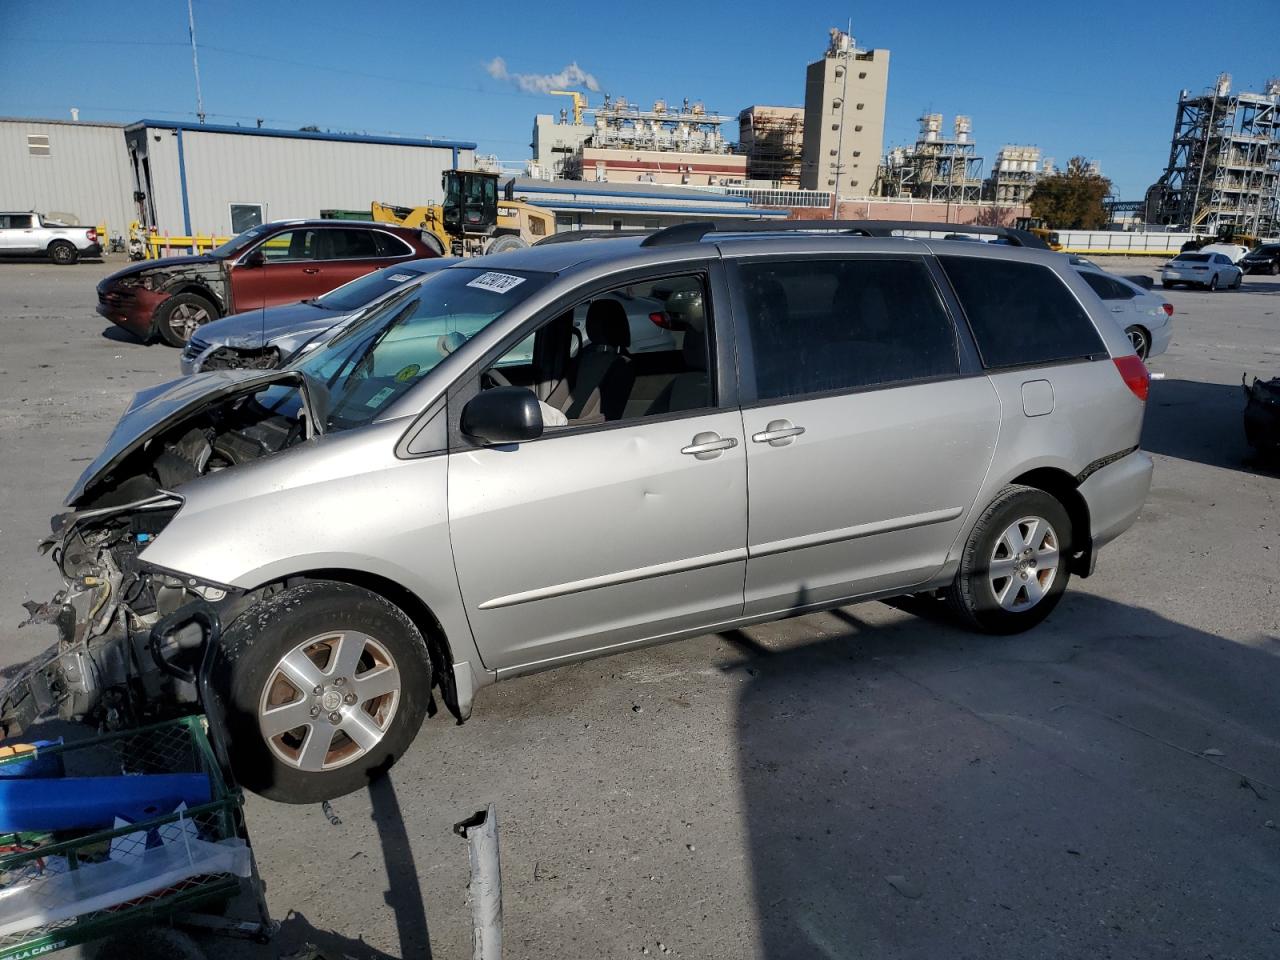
[48,240,78,265]
[215,582,431,803]
[1161,280,1173,289]
[1125,325,1150,360]
[944,485,1072,635]
[1208,274,1219,290]
[156,292,217,347]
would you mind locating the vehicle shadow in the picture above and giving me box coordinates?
[735,593,1280,959]
[1142,377,1278,475]
[100,325,147,345]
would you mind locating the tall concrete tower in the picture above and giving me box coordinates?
[800,28,890,195]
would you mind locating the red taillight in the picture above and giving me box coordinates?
[649,311,672,329]
[86,228,97,241]
[1113,355,1150,402]
[1161,303,1174,317]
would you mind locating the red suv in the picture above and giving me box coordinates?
[96,220,437,346]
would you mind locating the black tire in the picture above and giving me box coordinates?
[156,291,218,347]
[47,240,78,265]
[1125,325,1151,361]
[96,926,205,960]
[1231,273,1242,289]
[943,484,1073,635]
[215,581,431,804]
[1161,280,1173,289]
[1270,262,1279,276]
[1208,274,1219,290]
[484,234,526,255]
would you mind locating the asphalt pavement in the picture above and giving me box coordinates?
[0,254,1277,959]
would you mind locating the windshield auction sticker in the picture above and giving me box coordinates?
[387,274,413,282]
[466,272,526,294]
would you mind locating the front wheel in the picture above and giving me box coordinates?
[1125,325,1151,361]
[483,234,526,255]
[48,241,78,265]
[1231,273,1242,289]
[943,485,1072,635]
[156,292,217,346]
[1161,280,1173,289]
[1270,262,1279,276]
[215,582,432,803]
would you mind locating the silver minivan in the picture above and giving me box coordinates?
[13,222,1153,803]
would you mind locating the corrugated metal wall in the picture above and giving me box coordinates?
[0,119,135,234]
[141,126,474,235]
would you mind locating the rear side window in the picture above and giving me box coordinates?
[1079,271,1135,301]
[373,230,412,257]
[939,256,1106,369]
[739,257,959,400]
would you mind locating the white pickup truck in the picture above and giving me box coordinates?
[0,211,102,264]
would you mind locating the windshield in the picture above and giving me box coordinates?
[314,260,441,311]
[211,223,275,258]
[295,267,552,432]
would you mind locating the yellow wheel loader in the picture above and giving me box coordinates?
[372,170,554,257]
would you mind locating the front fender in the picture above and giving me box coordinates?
[136,420,482,673]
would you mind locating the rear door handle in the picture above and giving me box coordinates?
[1110,305,1125,313]
[752,419,806,446]
[681,431,738,460]
[302,267,320,274]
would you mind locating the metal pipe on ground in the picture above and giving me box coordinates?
[454,804,502,960]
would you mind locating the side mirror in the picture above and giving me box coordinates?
[241,249,265,268]
[460,386,544,445]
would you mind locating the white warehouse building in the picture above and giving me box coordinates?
[0,116,476,239]
[125,120,476,236]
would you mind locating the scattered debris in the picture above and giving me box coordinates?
[1066,848,1082,856]
[1265,820,1276,830]
[685,843,695,852]
[1240,777,1267,800]
[631,704,643,713]
[320,800,342,826]
[1201,748,1225,757]
[885,874,922,899]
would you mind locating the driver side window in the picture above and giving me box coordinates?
[480,273,715,431]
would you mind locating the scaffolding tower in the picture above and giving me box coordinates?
[1149,74,1280,236]
[737,108,805,186]
[878,114,985,202]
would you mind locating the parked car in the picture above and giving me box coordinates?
[1239,243,1280,276]
[181,259,681,376]
[0,211,101,264]
[1075,266,1173,360]
[180,258,460,374]
[96,220,438,347]
[1198,242,1250,263]
[1161,252,1242,290]
[18,222,1153,804]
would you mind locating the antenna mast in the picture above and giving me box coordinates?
[187,0,206,123]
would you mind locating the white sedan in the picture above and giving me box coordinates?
[1161,252,1243,291]
[1076,266,1173,361]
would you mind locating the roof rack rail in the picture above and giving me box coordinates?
[639,219,1050,250]
[532,228,654,247]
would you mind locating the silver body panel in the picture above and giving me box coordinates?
[73,231,1153,707]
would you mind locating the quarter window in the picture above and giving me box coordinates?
[940,256,1106,369]
[739,258,959,400]
[373,231,412,257]
[1079,272,1135,301]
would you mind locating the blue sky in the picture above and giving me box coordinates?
[2,0,1277,198]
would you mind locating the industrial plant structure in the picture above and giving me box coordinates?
[530,94,744,186]
[878,114,985,203]
[799,29,889,193]
[1147,73,1280,236]
[737,105,805,186]
[984,145,1045,206]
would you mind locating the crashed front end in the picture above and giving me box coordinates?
[4,370,317,737]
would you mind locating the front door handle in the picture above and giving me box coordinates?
[752,419,806,447]
[302,267,321,274]
[1110,305,1125,313]
[681,431,738,460]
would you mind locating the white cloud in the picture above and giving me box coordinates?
[486,57,601,95]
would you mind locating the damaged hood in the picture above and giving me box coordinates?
[67,368,318,508]
[192,300,351,351]
[100,254,219,285]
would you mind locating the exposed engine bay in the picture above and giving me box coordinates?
[5,373,315,737]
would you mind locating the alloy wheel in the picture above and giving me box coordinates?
[987,516,1060,612]
[257,630,402,772]
[1126,326,1150,360]
[169,303,210,342]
